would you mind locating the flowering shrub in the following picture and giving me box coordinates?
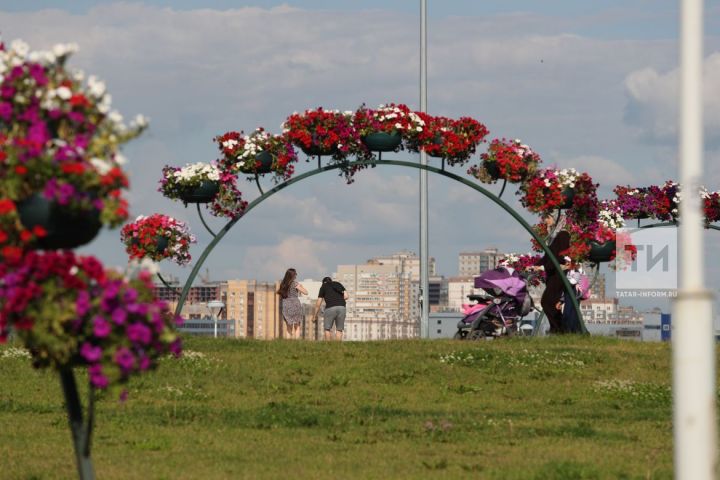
[499,252,545,286]
[352,103,425,140]
[214,128,298,181]
[120,214,195,266]
[159,162,221,200]
[613,186,655,219]
[0,38,146,254]
[471,138,540,183]
[283,107,369,182]
[565,172,599,227]
[0,250,182,386]
[406,114,489,166]
[519,169,564,213]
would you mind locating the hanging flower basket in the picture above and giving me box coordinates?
[300,144,339,157]
[560,187,575,209]
[130,235,168,253]
[178,180,220,204]
[121,214,195,265]
[17,194,101,250]
[362,132,402,152]
[483,161,500,180]
[589,240,615,263]
[240,151,274,174]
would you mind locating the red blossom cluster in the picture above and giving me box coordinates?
[476,138,541,183]
[520,169,564,213]
[120,214,195,266]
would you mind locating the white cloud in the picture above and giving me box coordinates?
[624,52,720,143]
[3,2,718,292]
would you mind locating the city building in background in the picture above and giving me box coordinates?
[338,254,420,341]
[446,276,480,311]
[458,248,502,277]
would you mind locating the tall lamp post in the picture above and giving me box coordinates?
[674,0,716,478]
[207,300,224,338]
[419,0,429,338]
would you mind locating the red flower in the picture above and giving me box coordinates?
[32,225,47,238]
[0,230,8,243]
[0,199,15,215]
[2,246,23,262]
[14,165,27,175]
[19,230,33,243]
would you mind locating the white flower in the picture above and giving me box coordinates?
[90,157,112,175]
[52,43,78,58]
[87,75,106,98]
[55,86,72,100]
[108,110,124,125]
[10,39,30,58]
[131,114,149,129]
[115,153,128,165]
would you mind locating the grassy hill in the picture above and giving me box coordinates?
[0,336,680,479]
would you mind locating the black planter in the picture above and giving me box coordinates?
[131,236,168,253]
[179,180,219,204]
[301,144,338,157]
[362,132,402,152]
[17,194,102,250]
[240,151,274,174]
[560,187,575,209]
[589,240,615,263]
[484,161,500,179]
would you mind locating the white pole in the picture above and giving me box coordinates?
[419,0,429,338]
[674,0,716,478]
[214,313,217,338]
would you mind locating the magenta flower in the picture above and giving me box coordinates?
[88,364,109,389]
[114,347,135,372]
[127,322,152,345]
[76,291,91,316]
[92,316,111,338]
[111,307,127,325]
[80,342,103,363]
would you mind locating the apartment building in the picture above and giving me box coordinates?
[458,248,502,277]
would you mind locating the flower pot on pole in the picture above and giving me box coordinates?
[17,194,102,250]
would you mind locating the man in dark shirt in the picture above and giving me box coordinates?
[313,276,349,341]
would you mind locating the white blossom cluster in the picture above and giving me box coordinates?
[510,139,534,158]
[236,128,271,161]
[597,200,626,230]
[172,162,221,183]
[556,168,580,188]
[0,37,149,139]
[374,104,425,132]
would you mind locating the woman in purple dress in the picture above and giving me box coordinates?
[277,268,308,339]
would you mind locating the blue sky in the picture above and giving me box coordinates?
[2,1,719,312]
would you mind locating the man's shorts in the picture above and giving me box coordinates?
[323,306,346,332]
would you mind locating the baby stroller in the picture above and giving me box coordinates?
[454,267,534,340]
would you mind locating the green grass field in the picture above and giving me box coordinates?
[0,336,686,479]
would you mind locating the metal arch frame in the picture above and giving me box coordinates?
[173,158,587,334]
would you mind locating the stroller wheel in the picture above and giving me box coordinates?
[453,330,468,340]
[468,329,485,341]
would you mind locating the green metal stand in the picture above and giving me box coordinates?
[60,367,95,480]
[174,159,586,334]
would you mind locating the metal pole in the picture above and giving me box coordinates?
[674,1,716,478]
[419,0,429,339]
[214,313,217,338]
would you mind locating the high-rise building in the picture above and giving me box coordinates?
[221,280,285,339]
[337,261,419,341]
[458,248,503,276]
[368,250,436,280]
[447,276,481,311]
